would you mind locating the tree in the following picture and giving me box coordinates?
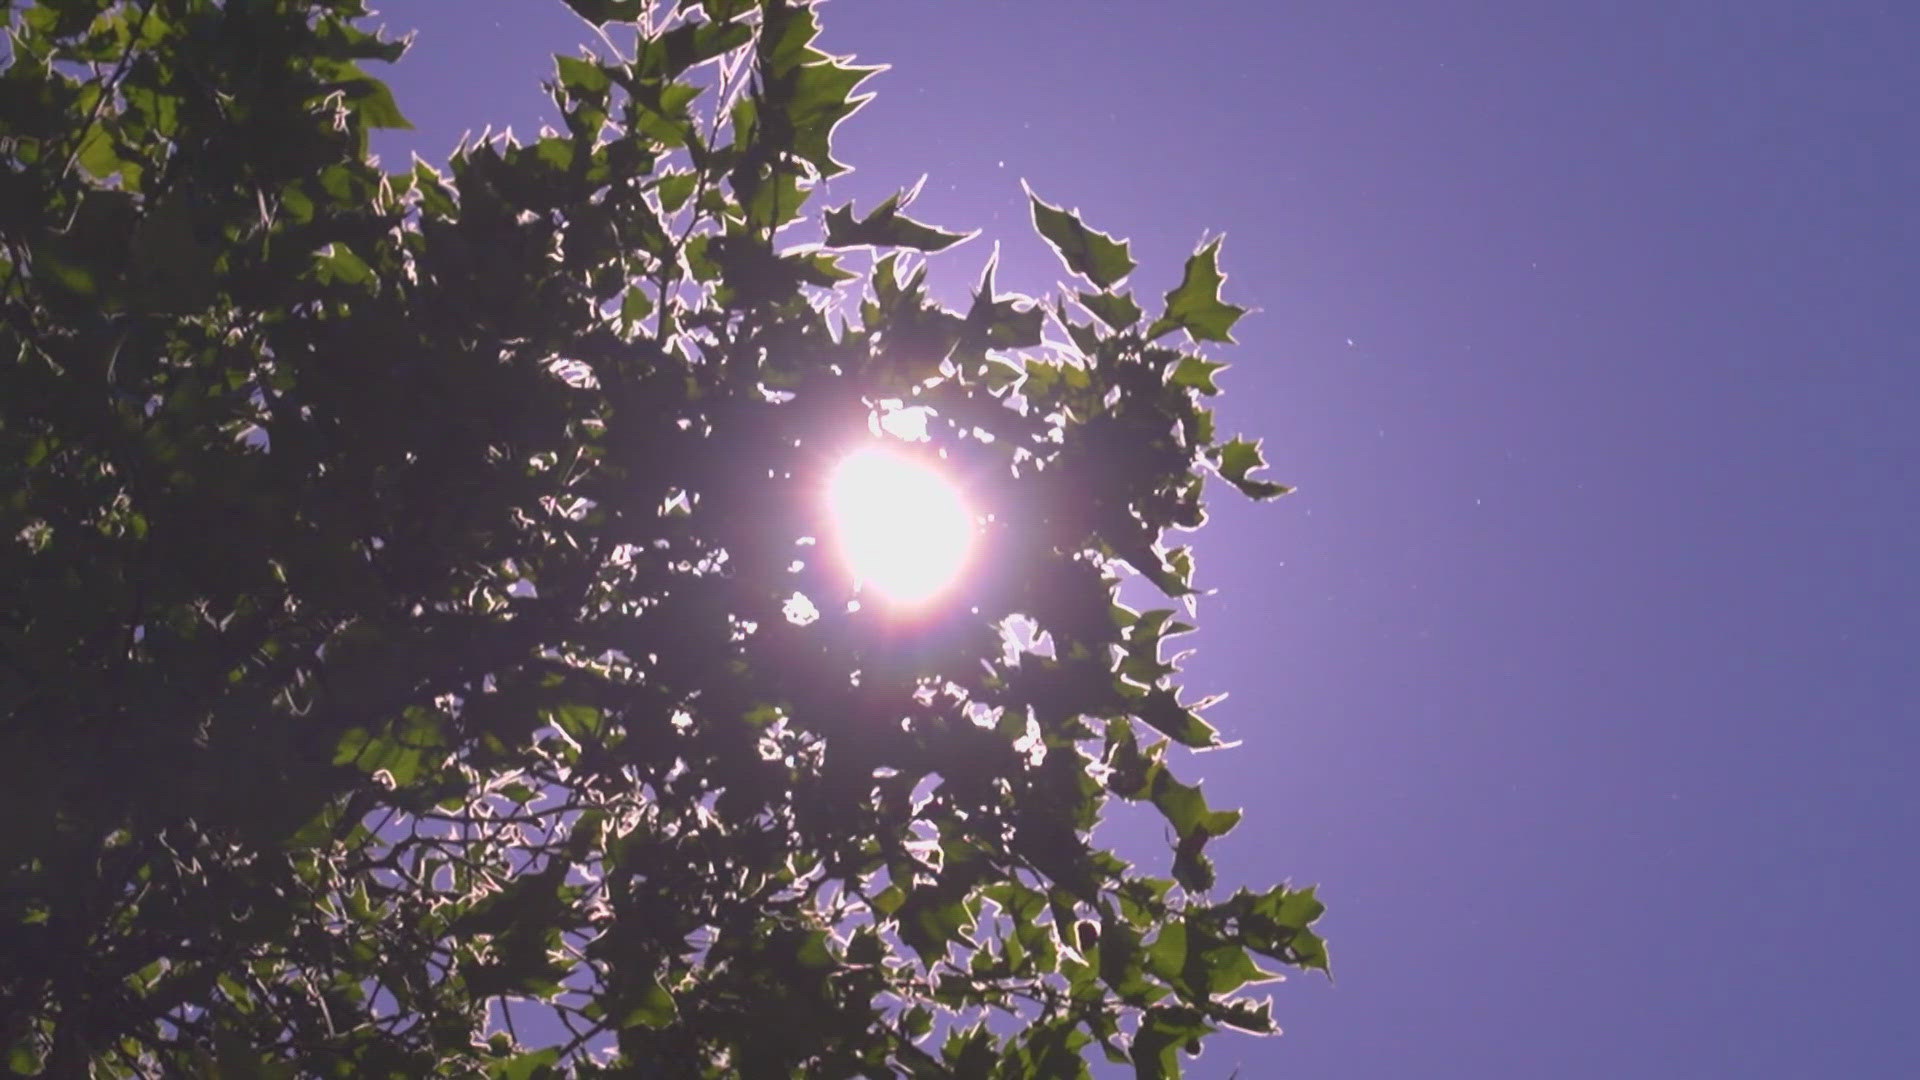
[0,0,1326,1076]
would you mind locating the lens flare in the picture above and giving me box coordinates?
[825,446,973,607]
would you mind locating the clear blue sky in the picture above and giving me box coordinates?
[370,3,1919,1075]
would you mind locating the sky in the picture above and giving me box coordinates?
[367,3,1919,1075]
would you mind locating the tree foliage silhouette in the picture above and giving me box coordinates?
[0,0,1325,1075]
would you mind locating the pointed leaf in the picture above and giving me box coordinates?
[656,170,698,212]
[1216,437,1291,500]
[1149,238,1244,343]
[337,77,411,130]
[556,55,611,98]
[636,19,753,81]
[1149,767,1240,843]
[764,55,880,179]
[561,0,648,24]
[823,192,972,252]
[1079,289,1142,330]
[1169,354,1227,395]
[1135,688,1221,750]
[1027,186,1135,288]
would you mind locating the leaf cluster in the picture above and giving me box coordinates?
[0,1,1318,1077]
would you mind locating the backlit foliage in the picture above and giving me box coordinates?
[0,1,1321,1075]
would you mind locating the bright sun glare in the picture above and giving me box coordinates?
[825,445,973,607]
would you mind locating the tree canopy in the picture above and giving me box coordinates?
[0,1,1325,1076]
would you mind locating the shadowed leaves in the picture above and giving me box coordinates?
[0,2,1323,1077]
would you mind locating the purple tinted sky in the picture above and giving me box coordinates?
[370,3,1919,1075]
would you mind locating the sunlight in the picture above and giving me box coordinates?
[825,445,974,608]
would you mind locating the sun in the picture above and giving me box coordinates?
[825,444,974,608]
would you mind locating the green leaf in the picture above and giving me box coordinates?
[533,135,574,173]
[1263,884,1327,929]
[561,0,648,24]
[1096,920,1156,1004]
[756,3,827,74]
[942,1025,999,1073]
[765,54,880,179]
[1179,919,1275,998]
[74,127,123,180]
[655,170,698,212]
[1169,354,1227,395]
[1216,436,1291,500]
[1129,1005,1210,1080]
[331,727,373,767]
[636,19,754,82]
[846,928,884,969]
[332,724,425,786]
[491,1047,560,1080]
[1027,185,1135,288]
[411,159,457,217]
[1215,996,1276,1034]
[1290,927,1333,974]
[621,978,677,1028]
[620,286,655,329]
[338,77,412,130]
[898,887,977,964]
[40,255,96,298]
[1104,719,1166,798]
[795,250,857,286]
[556,54,611,101]
[795,929,834,969]
[1149,237,1245,343]
[823,189,973,252]
[903,1004,934,1039]
[1079,289,1143,330]
[315,244,375,288]
[315,19,410,64]
[549,702,603,741]
[960,254,1044,353]
[1240,885,1333,975]
[1145,921,1187,982]
[681,0,757,18]
[631,81,705,149]
[1148,767,1240,843]
[1135,688,1222,750]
